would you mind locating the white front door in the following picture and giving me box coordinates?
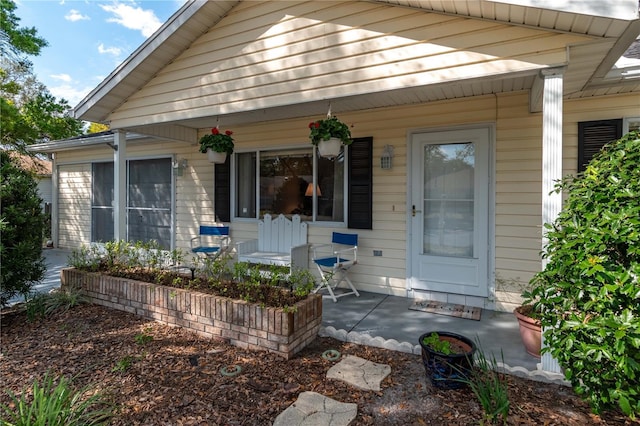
[410,127,490,297]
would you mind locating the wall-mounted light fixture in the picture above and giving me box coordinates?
[173,158,188,176]
[381,145,394,169]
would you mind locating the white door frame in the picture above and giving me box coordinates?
[406,124,496,304]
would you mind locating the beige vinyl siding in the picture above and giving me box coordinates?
[52,91,638,307]
[107,0,589,128]
[493,92,542,308]
[57,164,91,249]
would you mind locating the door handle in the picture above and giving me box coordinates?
[412,205,422,217]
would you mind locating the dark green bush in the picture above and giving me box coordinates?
[526,130,640,419]
[0,151,46,306]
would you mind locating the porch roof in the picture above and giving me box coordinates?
[73,0,640,132]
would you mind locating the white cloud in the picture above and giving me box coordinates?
[49,83,94,107]
[51,73,72,83]
[99,2,162,38]
[98,43,122,56]
[65,9,90,22]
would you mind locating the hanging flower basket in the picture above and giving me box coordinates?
[199,127,234,163]
[309,115,352,158]
[206,149,227,164]
[317,137,342,158]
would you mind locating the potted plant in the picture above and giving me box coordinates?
[199,127,234,163]
[308,115,352,158]
[418,331,476,389]
[513,301,541,358]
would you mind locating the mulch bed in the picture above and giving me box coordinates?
[1,304,637,425]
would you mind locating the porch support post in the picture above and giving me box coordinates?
[114,130,127,241]
[540,67,565,374]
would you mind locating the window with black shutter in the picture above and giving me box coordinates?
[218,137,374,228]
[214,156,231,222]
[348,137,373,230]
[578,119,622,173]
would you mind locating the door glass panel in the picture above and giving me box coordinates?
[423,143,474,257]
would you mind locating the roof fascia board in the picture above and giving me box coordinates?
[73,0,211,120]
[490,0,639,20]
[585,20,640,89]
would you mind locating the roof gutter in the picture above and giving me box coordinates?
[26,133,151,153]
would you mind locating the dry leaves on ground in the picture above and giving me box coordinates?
[1,304,637,425]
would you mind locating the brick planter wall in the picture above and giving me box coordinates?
[61,268,322,359]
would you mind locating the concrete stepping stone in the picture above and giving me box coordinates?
[326,355,391,391]
[273,391,357,426]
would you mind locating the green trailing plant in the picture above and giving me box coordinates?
[198,127,234,154]
[524,130,640,419]
[308,115,352,146]
[0,372,112,425]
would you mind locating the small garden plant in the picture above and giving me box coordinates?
[525,130,640,419]
[69,240,316,309]
[0,372,112,425]
[422,332,452,355]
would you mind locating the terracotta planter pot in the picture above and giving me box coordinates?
[513,306,541,358]
[418,331,476,389]
[207,149,227,164]
[317,137,342,158]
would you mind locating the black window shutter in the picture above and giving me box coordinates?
[348,137,373,229]
[578,119,622,173]
[214,156,231,222]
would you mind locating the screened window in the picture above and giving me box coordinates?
[127,158,172,248]
[91,162,114,243]
[90,158,173,249]
[235,147,345,222]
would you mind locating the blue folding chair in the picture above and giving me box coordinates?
[312,232,360,302]
[190,225,230,260]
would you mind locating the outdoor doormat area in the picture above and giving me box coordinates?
[409,300,482,321]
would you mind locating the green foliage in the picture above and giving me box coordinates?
[198,127,234,154]
[308,115,352,146]
[0,151,45,306]
[70,240,316,309]
[112,357,134,373]
[0,372,112,425]
[1,62,83,153]
[525,131,640,418]
[454,343,510,425]
[421,332,452,355]
[134,333,153,345]
[0,0,48,60]
[23,288,87,322]
[1,0,83,153]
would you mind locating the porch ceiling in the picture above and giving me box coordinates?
[74,0,640,132]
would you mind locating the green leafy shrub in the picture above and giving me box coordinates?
[0,151,46,306]
[0,372,112,425]
[525,130,640,418]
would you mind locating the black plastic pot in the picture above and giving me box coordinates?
[419,331,476,390]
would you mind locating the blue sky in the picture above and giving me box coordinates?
[16,0,185,107]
